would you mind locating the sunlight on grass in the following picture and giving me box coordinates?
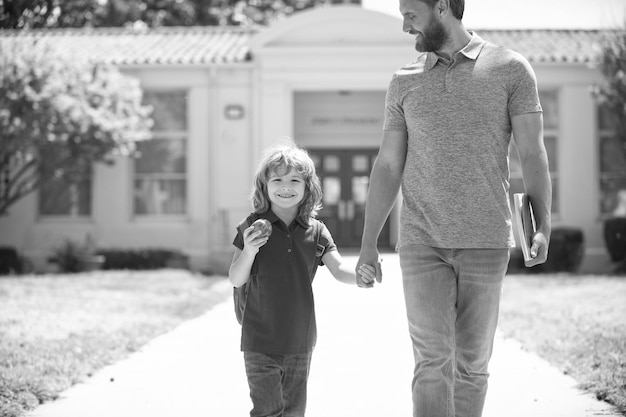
[0,270,230,417]
[499,274,626,415]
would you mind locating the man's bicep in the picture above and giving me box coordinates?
[511,112,545,161]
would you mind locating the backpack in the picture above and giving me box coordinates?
[233,214,325,324]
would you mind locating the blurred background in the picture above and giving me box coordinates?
[1,0,625,275]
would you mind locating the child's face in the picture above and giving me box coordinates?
[266,167,306,212]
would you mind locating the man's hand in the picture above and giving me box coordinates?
[525,231,549,267]
[356,248,383,288]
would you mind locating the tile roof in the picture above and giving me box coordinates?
[476,29,607,64]
[0,26,609,66]
[0,26,256,65]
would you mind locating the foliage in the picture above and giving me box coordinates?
[0,0,357,29]
[0,40,153,215]
[0,246,23,274]
[604,217,626,273]
[48,236,104,273]
[593,25,626,172]
[532,227,585,273]
[97,248,189,270]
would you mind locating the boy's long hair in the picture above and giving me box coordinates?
[251,144,323,219]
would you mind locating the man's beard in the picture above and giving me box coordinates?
[415,16,449,52]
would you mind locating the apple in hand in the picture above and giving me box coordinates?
[251,219,272,238]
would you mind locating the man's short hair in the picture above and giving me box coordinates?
[419,0,465,20]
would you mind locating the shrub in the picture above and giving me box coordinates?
[604,217,626,262]
[96,248,188,270]
[533,227,585,273]
[0,246,23,275]
[507,227,585,274]
[48,239,104,273]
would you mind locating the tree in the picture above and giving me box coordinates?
[594,26,626,167]
[0,0,351,29]
[593,24,626,273]
[0,40,153,215]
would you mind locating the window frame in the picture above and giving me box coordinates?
[597,105,626,218]
[132,89,189,221]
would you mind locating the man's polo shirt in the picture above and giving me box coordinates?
[233,210,336,354]
[384,32,542,249]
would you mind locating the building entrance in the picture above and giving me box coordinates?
[309,149,391,248]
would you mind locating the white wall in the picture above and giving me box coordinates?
[534,63,610,271]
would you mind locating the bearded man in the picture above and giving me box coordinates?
[356,1,552,416]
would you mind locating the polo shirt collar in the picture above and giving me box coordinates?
[425,31,486,70]
[262,210,312,229]
[296,215,312,229]
[459,31,486,60]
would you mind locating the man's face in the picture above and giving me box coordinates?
[400,0,449,53]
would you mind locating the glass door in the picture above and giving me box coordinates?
[310,149,391,248]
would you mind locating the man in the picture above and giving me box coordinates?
[355,0,552,416]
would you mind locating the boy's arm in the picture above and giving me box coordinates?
[512,112,552,266]
[322,250,376,285]
[228,248,255,287]
[228,226,268,287]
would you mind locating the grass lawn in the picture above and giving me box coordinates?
[1,270,624,417]
[499,274,626,415]
[0,270,231,417]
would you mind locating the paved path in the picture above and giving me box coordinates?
[26,254,619,417]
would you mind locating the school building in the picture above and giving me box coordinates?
[0,5,621,273]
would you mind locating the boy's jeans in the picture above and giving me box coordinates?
[399,245,510,417]
[244,351,313,417]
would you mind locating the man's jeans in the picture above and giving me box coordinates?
[399,245,510,417]
[244,351,313,417]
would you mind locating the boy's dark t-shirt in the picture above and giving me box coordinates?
[233,210,337,354]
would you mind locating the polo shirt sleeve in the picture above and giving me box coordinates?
[383,74,407,132]
[318,221,337,262]
[507,53,543,118]
[232,218,249,250]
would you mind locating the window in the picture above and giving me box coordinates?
[39,173,92,217]
[598,105,626,216]
[509,90,559,214]
[133,91,187,217]
[38,144,92,218]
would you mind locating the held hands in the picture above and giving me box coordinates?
[525,231,549,267]
[357,263,379,287]
[356,249,383,288]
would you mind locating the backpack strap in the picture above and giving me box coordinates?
[311,219,327,278]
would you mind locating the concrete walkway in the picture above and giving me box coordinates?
[26,254,619,417]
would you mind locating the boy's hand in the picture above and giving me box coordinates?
[357,263,378,286]
[242,225,269,254]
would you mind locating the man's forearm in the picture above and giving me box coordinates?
[522,151,552,238]
[361,162,402,249]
